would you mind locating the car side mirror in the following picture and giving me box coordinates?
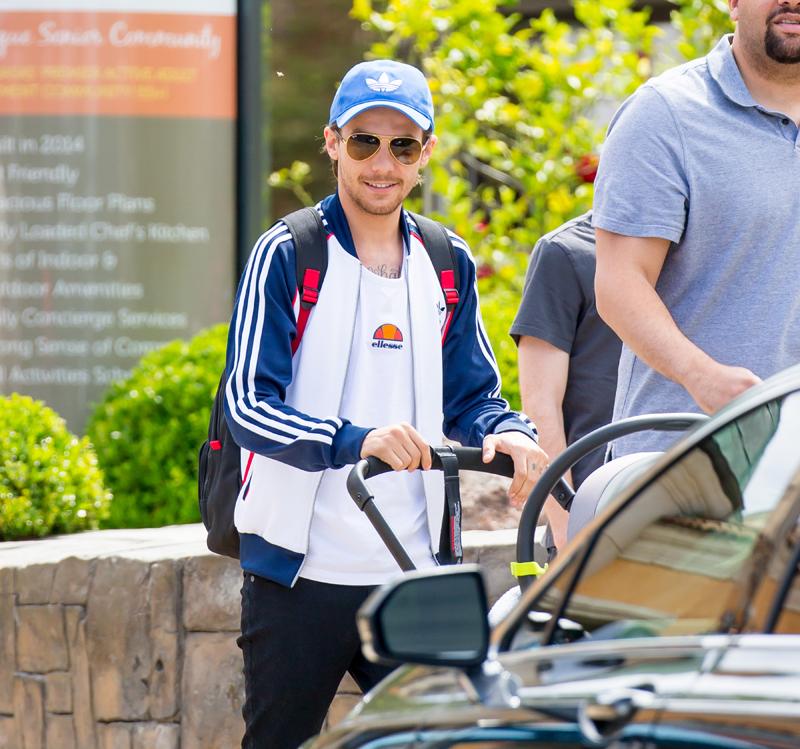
[357,565,490,669]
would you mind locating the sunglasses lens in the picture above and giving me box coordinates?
[344,133,424,165]
[346,133,381,161]
[390,137,423,165]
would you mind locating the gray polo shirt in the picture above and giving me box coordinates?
[593,34,800,457]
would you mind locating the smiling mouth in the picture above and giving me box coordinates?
[364,181,397,190]
[773,15,800,28]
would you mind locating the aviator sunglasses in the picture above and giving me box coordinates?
[335,129,428,165]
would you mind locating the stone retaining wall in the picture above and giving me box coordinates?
[0,523,544,748]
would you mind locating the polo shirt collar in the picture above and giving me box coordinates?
[707,33,759,109]
[320,191,411,259]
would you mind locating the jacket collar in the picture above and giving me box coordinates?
[320,192,412,259]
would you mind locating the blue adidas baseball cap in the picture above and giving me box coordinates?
[329,59,434,132]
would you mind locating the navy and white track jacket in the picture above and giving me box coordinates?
[223,193,536,586]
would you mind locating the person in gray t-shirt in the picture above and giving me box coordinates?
[593,4,800,458]
[512,212,621,550]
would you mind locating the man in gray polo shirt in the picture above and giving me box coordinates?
[593,0,800,457]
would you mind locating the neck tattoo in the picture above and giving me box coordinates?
[365,263,401,279]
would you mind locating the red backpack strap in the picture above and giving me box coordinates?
[408,212,460,344]
[438,268,459,342]
[281,207,328,355]
[292,268,320,354]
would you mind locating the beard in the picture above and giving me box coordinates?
[348,189,405,216]
[339,171,411,216]
[765,12,800,64]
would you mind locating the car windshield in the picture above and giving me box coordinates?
[511,392,800,649]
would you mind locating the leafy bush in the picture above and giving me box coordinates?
[478,278,524,411]
[0,394,110,540]
[87,324,227,528]
[350,0,731,256]
[671,0,732,62]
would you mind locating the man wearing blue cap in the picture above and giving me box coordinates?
[224,59,547,747]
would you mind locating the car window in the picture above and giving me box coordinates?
[514,394,800,648]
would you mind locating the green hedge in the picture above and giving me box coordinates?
[0,394,110,541]
[87,324,227,528]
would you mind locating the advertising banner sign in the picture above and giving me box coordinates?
[0,0,237,429]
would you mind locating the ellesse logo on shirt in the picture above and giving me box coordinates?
[371,323,404,350]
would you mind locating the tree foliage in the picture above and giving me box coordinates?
[671,0,732,62]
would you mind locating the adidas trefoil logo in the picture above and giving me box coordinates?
[366,72,402,93]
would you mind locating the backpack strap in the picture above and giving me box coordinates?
[282,207,328,355]
[408,212,460,343]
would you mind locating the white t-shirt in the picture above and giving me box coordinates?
[301,261,437,585]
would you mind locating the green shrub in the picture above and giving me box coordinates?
[0,394,110,540]
[671,0,733,62]
[87,324,227,528]
[481,289,522,413]
[350,0,732,261]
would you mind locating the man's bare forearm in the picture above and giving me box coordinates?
[596,267,707,387]
[523,402,570,484]
[518,336,571,548]
[595,230,761,413]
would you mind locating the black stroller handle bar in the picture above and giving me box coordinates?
[515,412,708,590]
[348,446,574,510]
[346,446,574,573]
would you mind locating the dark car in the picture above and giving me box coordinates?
[304,364,800,749]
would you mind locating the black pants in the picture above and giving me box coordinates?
[238,573,394,749]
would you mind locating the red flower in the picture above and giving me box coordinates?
[477,263,495,280]
[576,154,599,183]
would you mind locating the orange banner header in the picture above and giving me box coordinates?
[0,12,236,118]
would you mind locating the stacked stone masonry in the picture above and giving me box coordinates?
[0,523,544,748]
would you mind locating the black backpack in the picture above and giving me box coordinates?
[198,207,460,559]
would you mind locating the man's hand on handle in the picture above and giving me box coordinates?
[482,431,549,508]
[360,423,433,472]
[360,425,549,508]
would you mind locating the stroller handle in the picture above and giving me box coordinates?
[515,412,708,590]
[346,445,573,573]
[348,446,510,509]
[347,446,573,511]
